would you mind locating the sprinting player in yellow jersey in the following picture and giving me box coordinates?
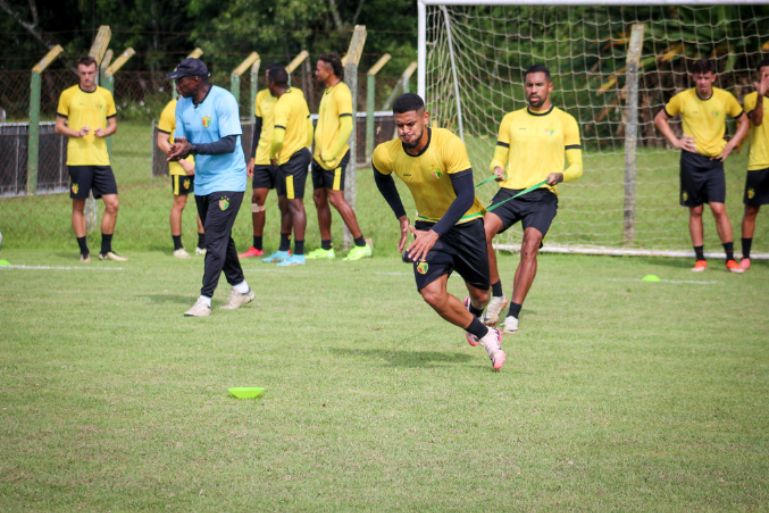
[654,59,749,273]
[372,93,505,372]
[260,66,313,267]
[55,56,124,262]
[157,97,205,258]
[240,66,289,259]
[739,57,769,271]
[307,53,372,261]
[482,64,583,334]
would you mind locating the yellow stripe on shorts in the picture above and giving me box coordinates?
[286,175,295,199]
[333,167,342,191]
[173,175,180,195]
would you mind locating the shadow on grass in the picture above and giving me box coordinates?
[331,348,472,368]
[143,293,192,305]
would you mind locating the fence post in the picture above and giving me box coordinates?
[231,52,259,113]
[249,54,262,123]
[623,23,645,245]
[286,51,309,76]
[27,45,63,194]
[366,53,391,161]
[342,25,367,249]
[382,61,417,110]
[103,48,135,155]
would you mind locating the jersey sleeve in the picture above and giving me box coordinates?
[664,92,682,117]
[335,85,353,117]
[217,92,243,137]
[157,101,175,134]
[104,89,117,118]
[371,144,393,175]
[443,132,472,174]
[744,92,758,114]
[56,89,71,118]
[725,91,744,118]
[563,112,581,149]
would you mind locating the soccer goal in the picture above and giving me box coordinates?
[418,0,769,257]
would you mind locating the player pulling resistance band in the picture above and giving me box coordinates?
[482,64,583,334]
[372,93,505,371]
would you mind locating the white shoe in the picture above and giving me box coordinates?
[184,297,211,317]
[173,248,191,259]
[195,247,206,256]
[98,251,128,262]
[503,315,519,334]
[221,288,255,310]
[483,295,509,325]
[479,328,506,371]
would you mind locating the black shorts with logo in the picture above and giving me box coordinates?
[277,148,311,200]
[679,151,726,206]
[743,167,769,207]
[171,174,194,196]
[486,187,558,236]
[311,150,350,191]
[68,165,118,199]
[409,218,489,292]
[252,164,279,190]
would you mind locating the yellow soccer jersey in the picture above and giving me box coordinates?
[157,99,193,176]
[254,88,277,165]
[313,81,352,170]
[56,85,117,166]
[491,106,583,193]
[743,91,769,171]
[372,128,484,224]
[273,87,311,165]
[664,87,743,158]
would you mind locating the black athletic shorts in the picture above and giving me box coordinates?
[743,167,769,207]
[679,151,726,206]
[277,148,311,200]
[409,218,489,292]
[252,164,279,190]
[171,174,194,196]
[311,150,350,191]
[68,165,118,199]
[486,187,558,236]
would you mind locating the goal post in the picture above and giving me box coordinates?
[417,0,769,258]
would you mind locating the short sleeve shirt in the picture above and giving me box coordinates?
[56,85,117,166]
[743,91,769,171]
[174,85,246,195]
[253,89,277,165]
[372,127,484,224]
[313,82,353,170]
[272,87,311,165]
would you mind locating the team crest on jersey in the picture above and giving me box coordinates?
[711,110,720,118]
[432,169,443,179]
[71,183,79,195]
[545,128,556,136]
[748,188,755,200]
[219,196,230,211]
[202,116,211,128]
[416,261,429,274]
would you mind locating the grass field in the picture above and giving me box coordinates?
[1,250,768,512]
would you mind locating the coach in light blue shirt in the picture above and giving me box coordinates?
[167,58,254,318]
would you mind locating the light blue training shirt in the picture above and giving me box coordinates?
[174,85,246,195]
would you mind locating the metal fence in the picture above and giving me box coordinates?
[0,122,67,196]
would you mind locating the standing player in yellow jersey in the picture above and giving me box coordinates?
[654,59,749,273]
[738,57,769,270]
[372,93,505,372]
[240,66,290,259]
[55,56,125,263]
[482,64,583,334]
[260,66,313,267]
[157,97,205,258]
[307,53,372,261]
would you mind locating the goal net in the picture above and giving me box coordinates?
[419,1,769,257]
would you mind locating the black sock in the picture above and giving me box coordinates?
[491,281,503,297]
[253,236,263,250]
[508,302,522,319]
[741,238,752,259]
[100,233,113,255]
[468,302,484,318]
[77,236,89,256]
[279,233,291,252]
[172,235,183,250]
[321,239,332,250]
[354,236,366,247]
[694,245,705,261]
[197,232,205,248]
[466,317,489,339]
[723,242,734,262]
[294,240,304,255]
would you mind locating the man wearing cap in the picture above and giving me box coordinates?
[167,58,255,317]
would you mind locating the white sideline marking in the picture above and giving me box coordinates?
[607,277,718,286]
[0,265,124,272]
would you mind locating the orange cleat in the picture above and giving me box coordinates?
[725,259,744,274]
[691,259,707,272]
